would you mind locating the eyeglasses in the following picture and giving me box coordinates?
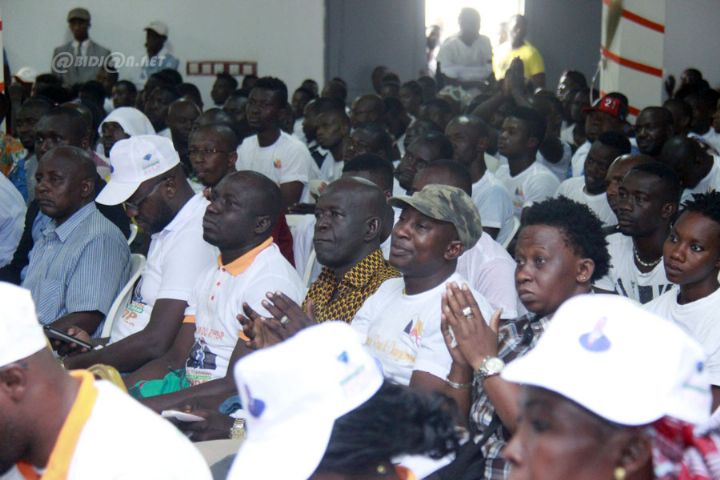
[188,147,233,158]
[124,177,168,212]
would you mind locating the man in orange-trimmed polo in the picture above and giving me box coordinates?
[0,282,211,479]
[122,171,304,414]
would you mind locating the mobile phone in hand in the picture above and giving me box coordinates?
[43,325,93,350]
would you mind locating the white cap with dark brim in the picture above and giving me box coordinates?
[96,134,180,206]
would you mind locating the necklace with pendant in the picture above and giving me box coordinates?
[633,247,661,269]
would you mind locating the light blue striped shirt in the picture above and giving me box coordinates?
[22,202,131,331]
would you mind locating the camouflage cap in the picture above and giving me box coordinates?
[390,184,483,249]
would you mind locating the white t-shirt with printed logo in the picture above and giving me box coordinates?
[236,131,319,194]
[184,243,304,385]
[351,273,494,386]
[555,176,617,227]
[110,194,218,343]
[495,161,560,218]
[471,171,515,246]
[593,232,674,304]
[645,287,720,385]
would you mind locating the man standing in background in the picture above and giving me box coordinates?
[52,8,111,87]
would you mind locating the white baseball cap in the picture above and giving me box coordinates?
[96,135,180,205]
[227,322,384,480]
[502,294,712,426]
[0,283,48,367]
[14,66,38,84]
[145,21,169,37]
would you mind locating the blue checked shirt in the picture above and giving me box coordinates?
[470,313,550,480]
[22,202,131,332]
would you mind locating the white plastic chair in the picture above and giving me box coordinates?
[502,217,521,250]
[101,254,146,338]
[127,224,139,246]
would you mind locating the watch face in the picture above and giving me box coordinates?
[484,357,505,374]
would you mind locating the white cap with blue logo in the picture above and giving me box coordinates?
[96,134,180,206]
[227,322,384,480]
[501,294,711,426]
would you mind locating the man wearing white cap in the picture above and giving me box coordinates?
[51,8,111,87]
[0,282,212,480]
[139,21,179,84]
[502,294,713,479]
[63,135,216,373]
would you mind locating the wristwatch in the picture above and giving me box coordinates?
[229,418,246,440]
[474,356,505,380]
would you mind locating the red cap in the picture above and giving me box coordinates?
[583,95,628,121]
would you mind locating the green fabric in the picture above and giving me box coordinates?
[129,369,190,399]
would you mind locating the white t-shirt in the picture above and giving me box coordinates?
[681,155,720,203]
[185,242,304,385]
[110,194,217,342]
[594,233,674,304]
[691,128,720,154]
[456,232,526,319]
[536,140,572,181]
[436,34,493,81]
[318,150,345,183]
[645,287,720,385]
[560,123,576,147]
[570,140,591,177]
[352,273,494,386]
[495,161,560,217]
[471,171,515,246]
[236,131,318,194]
[1,372,211,480]
[0,173,25,268]
[380,207,403,260]
[555,176,617,227]
[292,117,307,144]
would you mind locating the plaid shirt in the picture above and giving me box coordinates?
[470,313,550,480]
[303,249,400,323]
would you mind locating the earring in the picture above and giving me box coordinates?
[376,464,387,474]
[614,466,626,480]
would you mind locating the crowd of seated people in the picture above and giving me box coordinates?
[2,6,720,479]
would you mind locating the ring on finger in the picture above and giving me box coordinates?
[462,306,473,318]
[279,315,290,326]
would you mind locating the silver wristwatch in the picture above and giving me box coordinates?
[474,356,505,380]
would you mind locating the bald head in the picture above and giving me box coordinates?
[41,145,96,179]
[659,135,714,188]
[314,177,391,271]
[35,146,97,222]
[194,108,235,129]
[190,123,239,151]
[229,170,282,222]
[605,153,655,213]
[351,94,386,128]
[412,160,473,195]
[325,177,388,219]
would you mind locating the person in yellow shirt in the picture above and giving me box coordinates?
[493,15,545,91]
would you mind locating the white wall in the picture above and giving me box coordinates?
[0,0,325,106]
[664,0,720,89]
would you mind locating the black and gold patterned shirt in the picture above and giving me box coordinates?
[303,249,400,323]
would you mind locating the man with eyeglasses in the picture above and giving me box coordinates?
[188,123,295,264]
[62,135,217,372]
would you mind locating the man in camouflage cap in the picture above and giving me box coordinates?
[389,184,483,251]
[350,183,495,394]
